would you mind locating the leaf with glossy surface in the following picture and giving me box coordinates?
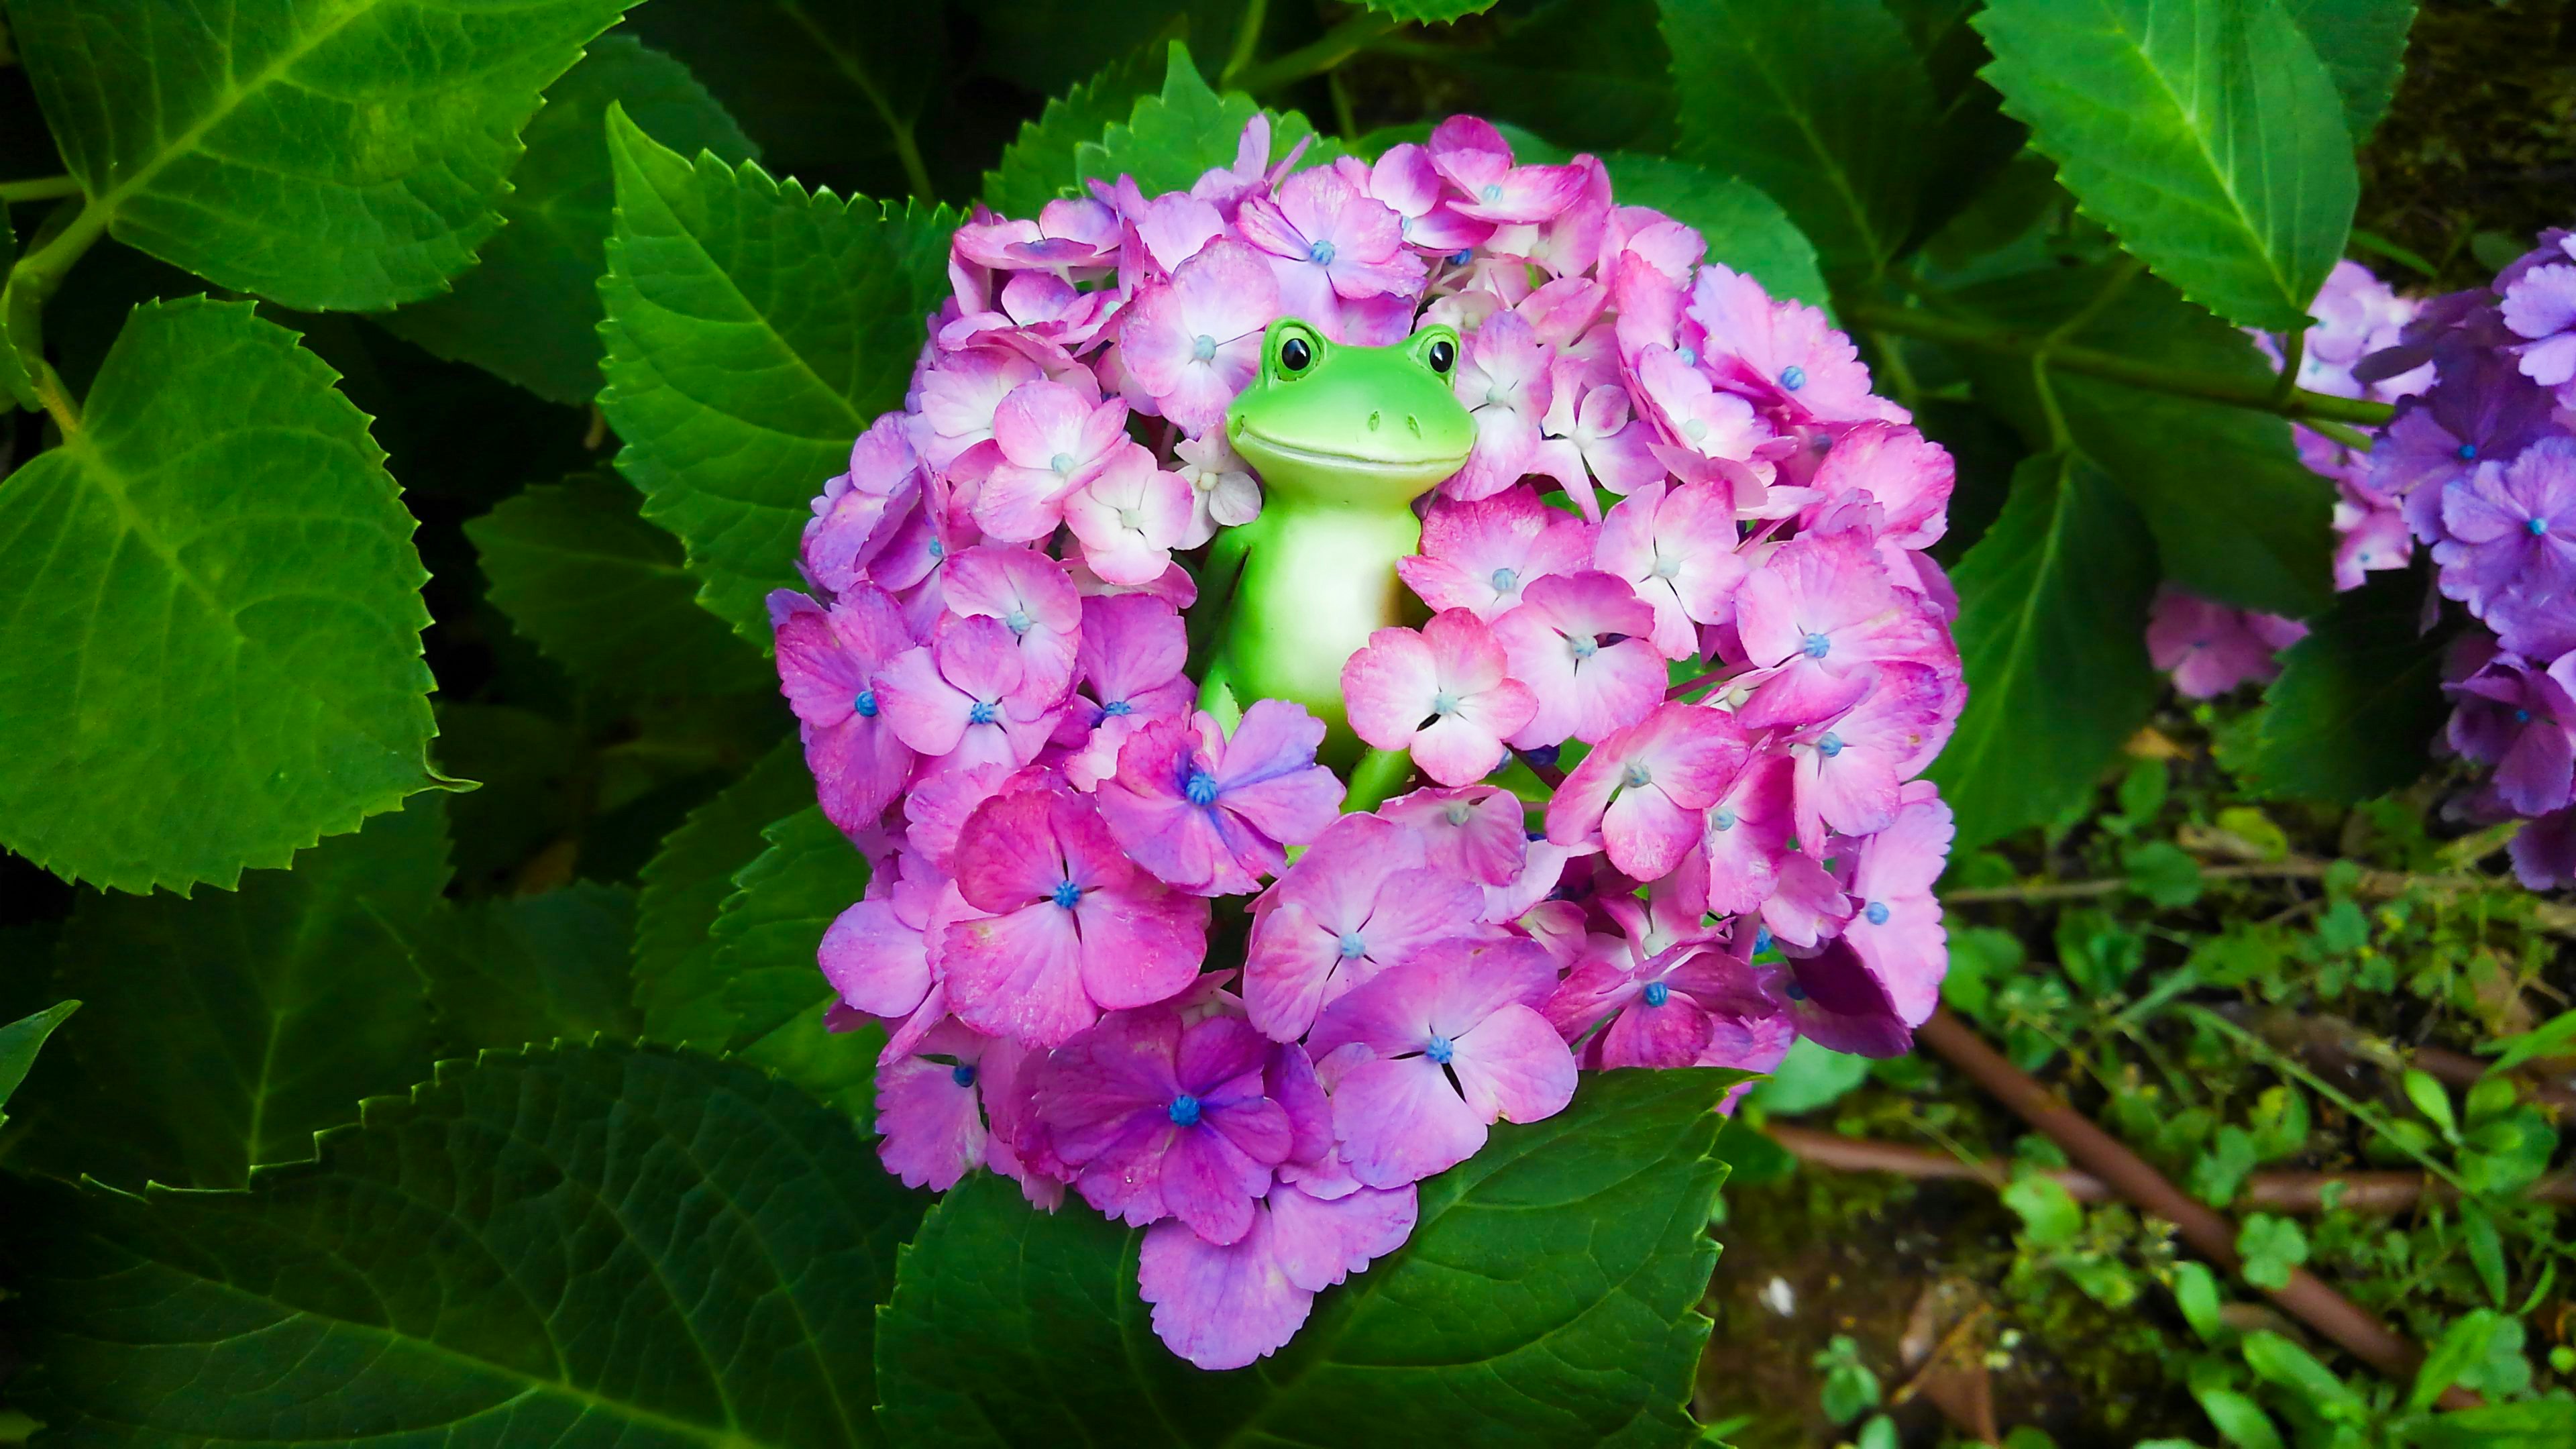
[0,1041,929,1448]
[876,1067,1735,1447]
[1360,0,1498,19]
[633,742,814,1034]
[378,36,757,405]
[2224,572,2447,802]
[9,0,637,311]
[1661,0,1937,277]
[1931,452,2162,848]
[29,801,449,1190]
[1943,264,2335,616]
[0,297,443,894]
[1075,44,1331,201]
[418,882,643,1051]
[1439,0,1675,156]
[598,107,955,641]
[2284,0,2416,141]
[1600,152,1828,310]
[983,43,1167,219]
[0,1001,78,1130]
[468,472,771,699]
[1973,0,2357,331]
[702,807,874,1121]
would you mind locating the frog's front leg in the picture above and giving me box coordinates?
[1195,656,1243,732]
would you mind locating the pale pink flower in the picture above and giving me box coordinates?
[1375,784,1527,885]
[1593,479,1750,657]
[1173,433,1263,548]
[873,613,1061,774]
[942,545,1083,706]
[1446,313,1554,501]
[1426,117,1588,223]
[1243,814,1497,1041]
[1687,262,1906,425]
[1236,165,1427,324]
[975,380,1135,539]
[1341,608,1539,786]
[1546,702,1750,880]
[1839,782,1952,1027]
[1395,486,1597,621]
[1119,239,1282,435]
[1065,447,1194,586]
[1491,570,1664,747]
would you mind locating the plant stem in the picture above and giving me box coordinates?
[2180,1006,2479,1199]
[1844,301,2398,429]
[1219,0,1271,89]
[1232,11,1397,94]
[1943,855,2576,934]
[773,0,936,199]
[0,174,80,205]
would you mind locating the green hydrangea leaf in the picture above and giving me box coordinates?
[1972,0,2357,332]
[1598,152,1828,310]
[0,297,446,894]
[598,105,957,642]
[1075,43,1335,200]
[704,807,875,1123]
[377,36,757,404]
[1930,452,2163,849]
[1661,0,1937,278]
[0,1041,929,1447]
[875,1067,1737,1448]
[23,801,449,1190]
[983,42,1168,219]
[2284,0,2416,142]
[8,0,640,311]
[417,882,643,1051]
[1434,0,1675,156]
[633,741,815,1036]
[1943,264,2335,616]
[0,1000,79,1131]
[467,472,771,700]
[2225,572,2448,802]
[1359,0,1499,20]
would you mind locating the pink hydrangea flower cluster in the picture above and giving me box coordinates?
[2160,248,2576,887]
[768,115,1968,1369]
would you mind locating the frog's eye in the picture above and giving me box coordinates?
[1279,335,1313,374]
[1427,338,1455,374]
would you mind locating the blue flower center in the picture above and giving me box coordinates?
[1779,365,1807,391]
[1425,1034,1456,1065]
[1192,333,1216,362]
[1710,806,1739,832]
[1642,981,1670,1008]
[1050,451,1077,475]
[1307,238,1336,265]
[1490,566,1519,593]
[1431,691,1460,716]
[1523,742,1560,767]
[853,689,879,718]
[1784,981,1807,1002]
[1184,770,1220,806]
[1051,879,1083,909]
[1449,249,1472,265]
[1338,931,1368,959]
[969,700,998,725]
[1571,635,1599,659]
[1445,800,1474,826]
[1754,927,1774,955]
[1481,184,1503,201]
[2458,442,2478,460]
[2515,708,2533,723]
[1676,345,1698,366]
[1622,762,1654,790]
[1102,698,1132,716]
[1167,1093,1202,1127]
[1801,631,1831,659]
[2528,517,2551,536]
[1866,900,1890,925]
[1005,607,1032,635]
[1817,732,1845,758]
[951,1063,977,1088]
[927,538,946,559]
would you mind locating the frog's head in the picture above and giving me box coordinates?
[1224,318,1476,507]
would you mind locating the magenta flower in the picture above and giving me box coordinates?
[1699,754,1796,916]
[2144,586,2307,699]
[1805,421,1953,555]
[1491,570,1664,747]
[875,1020,1006,1191]
[914,345,1046,479]
[1236,165,1426,324]
[1061,592,1194,790]
[1426,116,1587,223]
[1096,701,1345,896]
[1484,155,1611,279]
[974,380,1136,541]
[1031,1006,1301,1243]
[1446,313,1554,501]
[1138,1179,1418,1371]
[1687,263,1904,425]
[942,545,1082,705]
[1342,609,1538,786]
[1545,938,1777,1071]
[1244,814,1497,1040]
[1733,532,1950,729]
[1065,446,1193,586]
[1770,938,1912,1058]
[1548,702,1749,880]
[942,785,1210,1046]
[873,613,1060,774]
[952,197,1120,274]
[1791,662,1950,843]
[1307,937,1578,1189]
[1839,781,1952,1026]
[819,850,953,1033]
[1593,478,1750,658]
[1119,239,1281,435]
[2436,439,2576,612]
[2334,499,2413,592]
[1629,347,1778,489]
[802,413,921,596]
[769,586,918,834]
[1395,485,1597,621]
[2446,651,2576,815]
[1762,851,1854,950]
[1375,784,1527,885]
[1366,143,1492,254]
[1533,372,1666,520]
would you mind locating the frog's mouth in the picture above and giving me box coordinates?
[1230,427,1472,480]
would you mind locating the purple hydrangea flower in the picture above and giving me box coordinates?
[1095,700,1346,896]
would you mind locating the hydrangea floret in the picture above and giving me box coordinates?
[772,115,1971,1368]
